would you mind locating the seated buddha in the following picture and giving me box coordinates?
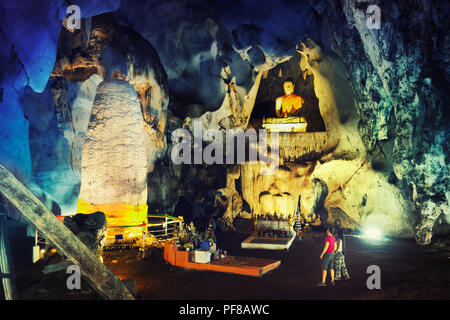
[262,78,308,132]
[275,78,305,120]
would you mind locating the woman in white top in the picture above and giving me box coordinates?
[334,229,350,281]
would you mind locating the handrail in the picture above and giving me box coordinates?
[0,163,135,300]
[55,212,184,246]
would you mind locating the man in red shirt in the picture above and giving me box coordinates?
[318,227,337,286]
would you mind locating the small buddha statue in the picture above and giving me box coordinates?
[275,78,305,119]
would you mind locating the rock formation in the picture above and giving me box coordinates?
[77,80,149,238]
[0,0,447,245]
[306,0,449,244]
[52,14,169,173]
[64,211,108,258]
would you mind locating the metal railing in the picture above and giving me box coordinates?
[50,213,184,249]
[145,214,183,243]
[103,214,183,248]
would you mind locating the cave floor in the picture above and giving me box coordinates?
[12,230,450,300]
[102,230,450,300]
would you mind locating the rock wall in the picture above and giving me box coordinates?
[114,0,320,117]
[53,14,170,173]
[307,0,449,244]
[143,1,445,242]
[0,0,121,219]
[23,12,170,217]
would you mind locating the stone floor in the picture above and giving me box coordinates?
[104,230,450,300]
[10,228,450,300]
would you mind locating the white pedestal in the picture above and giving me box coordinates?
[190,250,211,263]
[241,234,296,250]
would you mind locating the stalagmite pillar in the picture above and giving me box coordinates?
[77,80,149,239]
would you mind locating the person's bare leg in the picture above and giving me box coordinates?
[330,269,335,283]
[322,270,327,283]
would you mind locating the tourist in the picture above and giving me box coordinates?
[317,227,337,287]
[334,228,350,281]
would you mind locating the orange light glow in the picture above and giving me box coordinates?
[76,199,148,239]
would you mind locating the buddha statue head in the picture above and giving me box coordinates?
[283,78,295,96]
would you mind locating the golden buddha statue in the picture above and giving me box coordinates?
[275,79,305,119]
[262,78,308,132]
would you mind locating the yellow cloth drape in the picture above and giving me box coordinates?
[77,199,148,239]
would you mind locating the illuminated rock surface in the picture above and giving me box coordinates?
[53,15,170,172]
[115,0,318,116]
[308,0,449,244]
[0,0,122,214]
[0,0,447,245]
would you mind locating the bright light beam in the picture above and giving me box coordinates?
[362,226,384,241]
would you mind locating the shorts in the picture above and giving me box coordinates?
[321,253,334,271]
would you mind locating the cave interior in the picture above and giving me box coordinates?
[0,0,449,301]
